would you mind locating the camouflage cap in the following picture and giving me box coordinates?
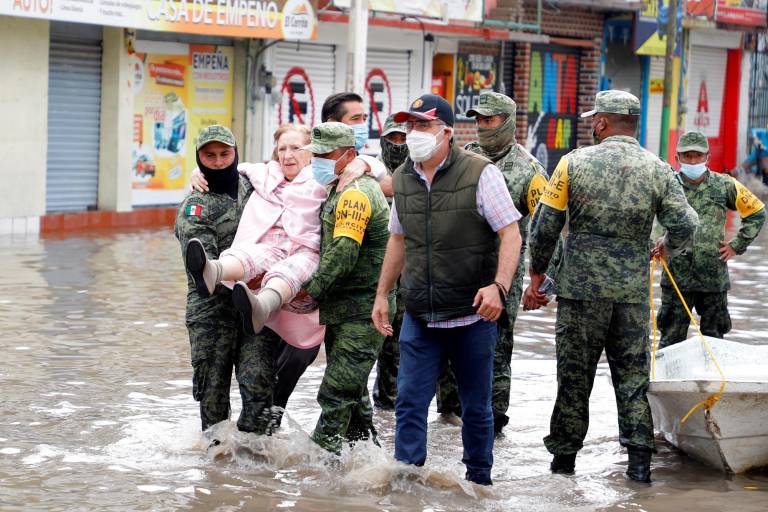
[677,131,709,153]
[301,122,355,154]
[580,90,641,118]
[196,125,236,150]
[465,91,517,118]
[381,114,406,136]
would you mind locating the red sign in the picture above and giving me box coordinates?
[278,67,316,126]
[716,0,768,27]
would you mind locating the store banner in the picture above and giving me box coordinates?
[454,53,500,120]
[131,43,234,206]
[634,0,681,56]
[526,46,579,174]
[716,0,768,27]
[0,0,318,39]
[368,0,482,23]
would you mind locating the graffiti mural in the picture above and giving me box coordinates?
[526,45,580,173]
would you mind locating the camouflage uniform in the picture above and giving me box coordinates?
[373,115,407,410]
[301,123,394,453]
[658,132,766,348]
[436,92,549,432]
[528,91,699,456]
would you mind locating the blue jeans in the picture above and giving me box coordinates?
[394,312,497,484]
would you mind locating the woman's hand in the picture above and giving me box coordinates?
[191,168,209,193]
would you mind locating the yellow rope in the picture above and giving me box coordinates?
[650,256,727,424]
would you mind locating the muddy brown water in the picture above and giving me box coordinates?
[1,221,767,511]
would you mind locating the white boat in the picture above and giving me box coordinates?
[647,336,768,473]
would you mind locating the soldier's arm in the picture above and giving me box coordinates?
[175,197,220,259]
[528,157,569,273]
[656,171,698,257]
[304,188,372,301]
[726,178,766,254]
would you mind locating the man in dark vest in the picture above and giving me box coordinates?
[371,94,522,486]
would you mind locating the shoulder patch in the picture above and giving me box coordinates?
[185,204,203,217]
[539,157,569,211]
[333,188,372,244]
[527,173,549,213]
[731,177,765,218]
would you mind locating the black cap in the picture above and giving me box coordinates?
[393,94,454,127]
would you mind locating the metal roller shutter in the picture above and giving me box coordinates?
[269,42,336,146]
[364,49,412,146]
[46,28,102,213]
[685,46,727,138]
[645,56,665,156]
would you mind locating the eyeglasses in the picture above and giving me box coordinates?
[405,120,445,132]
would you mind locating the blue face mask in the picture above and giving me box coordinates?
[680,162,707,180]
[311,157,338,185]
[352,123,369,151]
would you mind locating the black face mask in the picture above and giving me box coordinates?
[196,148,239,199]
[381,137,409,172]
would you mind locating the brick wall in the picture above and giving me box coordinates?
[522,2,603,39]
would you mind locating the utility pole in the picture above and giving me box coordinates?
[346,0,369,95]
[659,0,677,160]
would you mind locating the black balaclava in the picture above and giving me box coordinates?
[196,147,239,199]
[381,136,409,172]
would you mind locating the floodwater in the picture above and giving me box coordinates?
[1,219,767,511]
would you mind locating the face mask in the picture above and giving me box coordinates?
[591,129,600,146]
[406,129,445,162]
[311,157,338,185]
[196,148,239,199]
[352,123,369,151]
[680,162,707,180]
[381,137,409,171]
[477,115,516,160]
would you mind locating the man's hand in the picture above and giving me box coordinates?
[336,157,370,191]
[371,293,393,336]
[719,240,737,261]
[473,285,504,322]
[523,270,549,311]
[651,237,670,261]
[190,168,209,193]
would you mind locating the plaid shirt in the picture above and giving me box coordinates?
[389,160,521,328]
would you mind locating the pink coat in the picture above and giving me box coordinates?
[229,161,328,349]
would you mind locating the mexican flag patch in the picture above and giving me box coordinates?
[185,204,203,216]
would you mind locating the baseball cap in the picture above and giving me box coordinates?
[196,125,236,150]
[393,94,455,127]
[677,131,709,153]
[381,114,407,136]
[465,92,517,118]
[581,90,641,118]
[300,122,356,154]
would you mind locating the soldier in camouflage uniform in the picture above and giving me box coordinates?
[656,131,765,348]
[175,125,279,434]
[300,122,394,454]
[372,115,408,410]
[435,92,550,434]
[526,91,699,483]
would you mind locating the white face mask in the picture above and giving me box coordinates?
[679,162,707,180]
[406,129,446,162]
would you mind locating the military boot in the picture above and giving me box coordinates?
[550,453,576,474]
[626,447,652,483]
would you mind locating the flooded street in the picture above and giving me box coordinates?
[1,224,767,512]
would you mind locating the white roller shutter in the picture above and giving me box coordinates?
[685,46,727,138]
[645,56,665,156]
[269,42,336,153]
[46,29,102,213]
[364,49,412,152]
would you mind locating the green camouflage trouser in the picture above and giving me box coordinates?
[657,288,731,349]
[436,268,523,431]
[373,297,404,409]
[187,322,281,434]
[311,320,385,454]
[544,298,655,455]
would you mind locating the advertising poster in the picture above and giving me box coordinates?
[131,42,233,206]
[454,53,500,120]
[526,45,580,174]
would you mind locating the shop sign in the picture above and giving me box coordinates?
[454,53,500,120]
[715,0,768,27]
[131,43,234,206]
[278,67,316,126]
[0,0,318,40]
[367,0,482,23]
[526,46,579,173]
